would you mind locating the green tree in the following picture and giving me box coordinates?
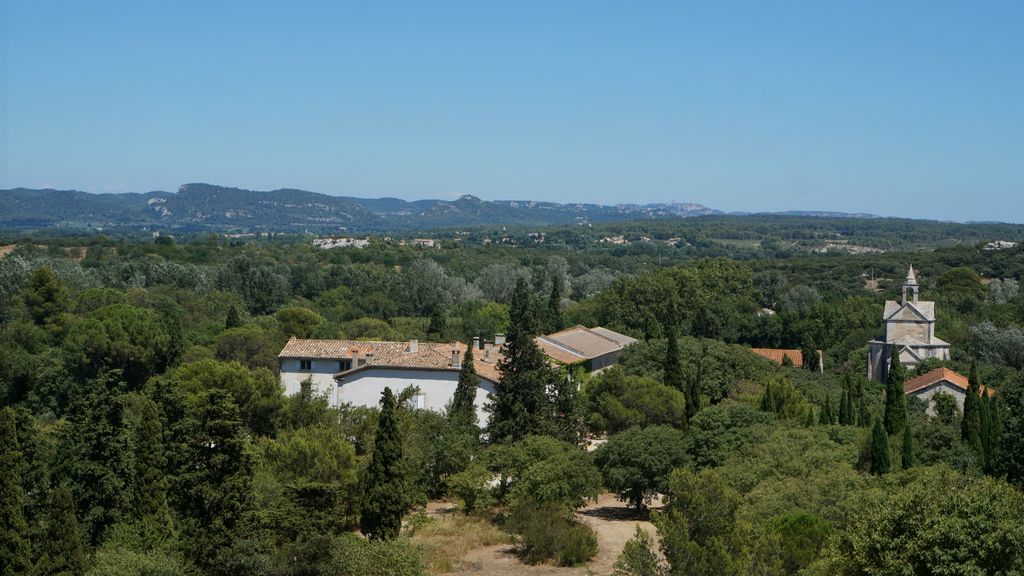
[988,394,1002,475]
[820,396,835,426]
[427,307,447,340]
[487,278,553,443]
[224,302,243,329]
[62,304,173,389]
[0,407,32,575]
[360,387,407,540]
[594,426,690,510]
[869,418,891,475]
[24,266,69,330]
[449,345,478,428]
[663,328,683,392]
[838,379,852,426]
[176,388,253,568]
[276,306,323,338]
[613,526,665,576]
[546,274,564,333]
[962,359,983,461]
[883,346,907,434]
[901,419,915,469]
[130,397,174,544]
[34,486,87,576]
[980,390,992,470]
[801,339,820,372]
[583,368,686,434]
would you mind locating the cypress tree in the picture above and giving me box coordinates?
[664,328,684,393]
[225,303,242,329]
[961,359,983,459]
[802,339,821,372]
[858,395,869,428]
[0,407,32,575]
[360,387,406,540]
[34,486,87,576]
[450,345,478,428]
[901,419,915,469]
[684,374,701,421]
[781,354,794,367]
[546,275,564,332]
[133,398,174,544]
[869,418,892,475]
[486,278,554,443]
[803,406,816,427]
[427,307,447,340]
[839,386,852,426]
[759,380,775,413]
[979,390,992,471]
[820,396,835,425]
[988,395,1002,474]
[883,345,908,434]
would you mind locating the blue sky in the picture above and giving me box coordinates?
[2,1,1022,221]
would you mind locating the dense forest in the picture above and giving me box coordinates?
[2,220,1024,575]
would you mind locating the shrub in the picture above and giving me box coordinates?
[506,499,598,566]
[595,425,689,509]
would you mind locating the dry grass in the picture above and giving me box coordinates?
[410,513,513,574]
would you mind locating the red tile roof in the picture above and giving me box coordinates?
[903,367,993,397]
[751,348,805,367]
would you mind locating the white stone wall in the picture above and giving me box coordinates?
[885,320,931,343]
[281,363,496,424]
[909,381,966,416]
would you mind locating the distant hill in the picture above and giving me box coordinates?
[0,183,721,233]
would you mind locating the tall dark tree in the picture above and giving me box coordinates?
[550,369,584,445]
[980,390,992,471]
[869,418,892,475]
[546,275,564,333]
[801,339,821,372]
[177,389,253,568]
[883,346,908,434]
[839,385,852,426]
[449,345,478,428]
[901,420,915,469]
[988,394,1002,475]
[34,486,86,576]
[360,387,406,540]
[820,396,835,426]
[663,327,684,392]
[427,307,447,340]
[0,408,32,575]
[487,278,553,443]
[962,359,983,459]
[224,303,243,329]
[132,397,174,544]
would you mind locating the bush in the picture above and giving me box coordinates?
[595,425,689,509]
[506,499,598,566]
[331,534,425,576]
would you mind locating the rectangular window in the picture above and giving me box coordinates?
[339,359,352,372]
[413,394,426,410]
[299,359,312,371]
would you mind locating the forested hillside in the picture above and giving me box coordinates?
[2,230,1023,575]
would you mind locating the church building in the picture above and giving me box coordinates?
[867,266,952,382]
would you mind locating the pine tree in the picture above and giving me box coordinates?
[546,275,564,333]
[869,418,891,475]
[663,328,684,392]
[225,303,243,329]
[360,387,406,540]
[801,339,821,372]
[759,380,775,413]
[858,395,869,428]
[132,398,174,544]
[34,486,86,576]
[0,408,32,575]
[901,420,915,469]
[684,373,701,421]
[961,359,983,459]
[803,406,816,427]
[883,346,908,434]
[781,354,794,367]
[486,278,554,443]
[449,345,479,428]
[24,266,69,329]
[427,307,447,340]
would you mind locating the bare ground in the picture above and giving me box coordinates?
[433,494,661,576]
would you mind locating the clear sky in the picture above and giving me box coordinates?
[2,1,1022,221]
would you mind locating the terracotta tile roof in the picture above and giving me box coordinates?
[535,325,637,364]
[279,338,502,383]
[751,348,805,367]
[903,367,994,397]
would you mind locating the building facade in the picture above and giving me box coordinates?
[868,266,952,382]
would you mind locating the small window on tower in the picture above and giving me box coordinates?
[300,359,312,371]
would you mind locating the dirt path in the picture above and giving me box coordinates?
[439,494,660,576]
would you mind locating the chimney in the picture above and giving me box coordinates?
[472,336,480,350]
[366,351,374,365]
[484,342,493,361]
[451,349,461,369]
[408,339,418,354]
[351,349,360,367]
[494,333,506,346]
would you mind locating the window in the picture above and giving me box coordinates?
[299,359,312,371]
[339,359,352,372]
[413,393,426,410]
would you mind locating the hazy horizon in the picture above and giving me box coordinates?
[3,2,1022,222]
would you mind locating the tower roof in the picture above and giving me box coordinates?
[905,265,918,286]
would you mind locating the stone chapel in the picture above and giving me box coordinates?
[867,265,952,382]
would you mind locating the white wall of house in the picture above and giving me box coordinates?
[280,358,347,398]
[908,381,967,416]
[281,362,496,425]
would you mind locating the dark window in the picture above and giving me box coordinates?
[339,359,352,372]
[300,359,312,371]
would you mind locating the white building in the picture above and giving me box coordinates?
[278,337,501,424]
[903,368,992,416]
[867,266,952,382]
